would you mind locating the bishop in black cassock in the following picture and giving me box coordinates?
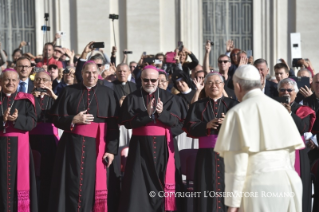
[183,72,238,212]
[0,68,38,212]
[118,66,183,212]
[48,61,119,212]
[29,71,59,212]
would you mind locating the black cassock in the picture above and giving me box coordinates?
[29,95,57,212]
[291,102,315,212]
[183,97,238,212]
[0,92,38,212]
[177,89,196,105]
[118,88,184,212]
[48,83,120,212]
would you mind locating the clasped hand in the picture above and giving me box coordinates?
[206,113,225,129]
[147,98,163,117]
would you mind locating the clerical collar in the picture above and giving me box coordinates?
[5,93,12,97]
[209,96,222,102]
[122,82,127,85]
[83,83,97,90]
[182,88,192,94]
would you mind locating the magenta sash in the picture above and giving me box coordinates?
[132,122,176,211]
[0,126,30,212]
[198,134,218,148]
[29,122,59,145]
[68,122,108,212]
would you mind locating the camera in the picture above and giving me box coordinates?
[292,58,303,68]
[91,42,105,49]
[124,51,133,54]
[109,14,119,20]
[35,88,47,93]
[41,26,51,31]
[63,69,70,74]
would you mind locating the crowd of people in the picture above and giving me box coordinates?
[0,34,318,212]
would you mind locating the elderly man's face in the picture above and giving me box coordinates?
[158,74,168,90]
[116,65,130,82]
[278,83,296,103]
[255,62,269,85]
[35,72,52,89]
[141,69,159,93]
[312,74,319,98]
[275,68,289,82]
[205,75,224,99]
[82,64,98,87]
[1,71,19,94]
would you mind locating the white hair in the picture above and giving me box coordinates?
[204,72,224,84]
[277,78,299,93]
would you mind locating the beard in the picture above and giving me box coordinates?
[143,85,157,94]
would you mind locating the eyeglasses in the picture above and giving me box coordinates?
[218,60,229,64]
[17,65,31,69]
[35,78,51,82]
[206,81,223,86]
[279,89,294,93]
[49,67,57,70]
[96,64,103,68]
[142,78,157,83]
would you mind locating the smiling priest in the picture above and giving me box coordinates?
[0,68,39,212]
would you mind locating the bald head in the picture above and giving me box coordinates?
[141,68,159,93]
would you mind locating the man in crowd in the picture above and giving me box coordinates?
[254,58,278,98]
[274,63,289,83]
[0,68,39,212]
[214,65,304,212]
[30,70,58,211]
[218,54,236,98]
[172,71,196,105]
[113,63,137,106]
[184,72,238,212]
[296,68,313,103]
[15,56,34,93]
[48,61,119,212]
[119,66,184,212]
[36,42,63,68]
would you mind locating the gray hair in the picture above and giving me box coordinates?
[232,74,261,91]
[277,78,299,93]
[204,72,224,84]
[116,63,130,71]
[90,54,106,65]
[0,70,19,80]
[35,70,51,79]
[297,68,312,78]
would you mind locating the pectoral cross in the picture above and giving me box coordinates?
[3,121,6,133]
[151,114,156,124]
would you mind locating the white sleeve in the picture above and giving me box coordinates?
[223,151,249,207]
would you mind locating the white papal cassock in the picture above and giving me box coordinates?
[214,89,304,212]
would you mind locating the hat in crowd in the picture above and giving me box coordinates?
[234,65,260,81]
[172,71,191,90]
[54,46,65,55]
[143,65,158,72]
[48,64,58,70]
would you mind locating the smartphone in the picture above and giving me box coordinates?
[105,64,110,70]
[178,41,183,52]
[104,157,109,166]
[91,42,105,49]
[143,58,155,64]
[35,88,47,92]
[143,51,146,56]
[26,42,31,46]
[123,51,133,54]
[274,96,290,104]
[246,50,252,58]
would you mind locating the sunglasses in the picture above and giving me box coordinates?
[54,50,63,54]
[279,89,293,93]
[142,78,158,83]
[218,60,229,64]
[96,64,103,68]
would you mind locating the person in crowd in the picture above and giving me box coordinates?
[301,73,319,165]
[227,48,240,76]
[295,68,313,103]
[178,46,199,78]
[274,63,289,83]
[75,41,114,89]
[183,72,238,212]
[0,68,39,212]
[118,65,184,212]
[29,70,58,211]
[277,78,315,212]
[54,67,76,96]
[36,42,63,68]
[12,48,23,64]
[172,71,196,105]
[214,65,304,212]
[217,54,236,98]
[47,64,63,92]
[48,61,119,212]
[113,63,137,106]
[15,56,34,93]
[53,46,65,62]
[254,58,278,98]
[0,42,7,69]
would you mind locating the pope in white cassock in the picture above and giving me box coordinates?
[214,65,304,212]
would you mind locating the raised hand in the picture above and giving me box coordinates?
[226,40,234,52]
[206,40,212,53]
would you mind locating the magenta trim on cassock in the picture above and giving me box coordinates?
[0,126,30,212]
[294,136,306,176]
[67,122,108,212]
[198,134,218,148]
[29,122,60,145]
[132,122,176,211]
